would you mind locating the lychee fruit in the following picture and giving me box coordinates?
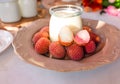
[35,37,50,54]
[84,40,96,54]
[59,26,74,46]
[89,32,101,43]
[83,26,101,43]
[49,41,66,59]
[40,26,49,33]
[74,30,90,46]
[32,26,49,44]
[66,44,84,61]
[32,31,42,44]
[38,26,49,39]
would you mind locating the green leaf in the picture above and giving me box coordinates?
[115,0,120,2]
[113,2,120,8]
[102,0,111,8]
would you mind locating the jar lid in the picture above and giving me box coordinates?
[0,0,17,2]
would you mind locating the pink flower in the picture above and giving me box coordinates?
[105,6,119,16]
[117,9,120,17]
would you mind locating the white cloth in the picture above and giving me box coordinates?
[81,11,120,28]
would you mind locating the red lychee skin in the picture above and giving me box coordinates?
[39,31,49,39]
[89,32,100,43]
[84,40,96,54]
[49,41,66,59]
[66,44,84,61]
[32,26,49,44]
[32,31,42,44]
[40,26,49,33]
[35,37,50,54]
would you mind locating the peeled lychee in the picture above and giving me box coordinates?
[66,44,84,61]
[59,26,74,46]
[35,37,50,54]
[83,26,100,43]
[74,30,90,46]
[49,41,66,59]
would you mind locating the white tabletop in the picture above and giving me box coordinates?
[0,11,120,84]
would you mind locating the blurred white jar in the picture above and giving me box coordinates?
[0,0,21,23]
[18,0,38,18]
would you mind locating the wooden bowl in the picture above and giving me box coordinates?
[12,18,120,72]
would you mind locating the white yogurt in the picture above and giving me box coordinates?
[49,5,83,41]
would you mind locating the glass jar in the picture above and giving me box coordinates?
[49,5,83,41]
[18,0,38,18]
[0,0,21,23]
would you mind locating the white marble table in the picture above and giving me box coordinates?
[0,12,120,84]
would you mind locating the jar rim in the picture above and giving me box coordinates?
[49,5,83,17]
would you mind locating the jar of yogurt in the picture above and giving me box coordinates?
[49,5,83,41]
[18,0,37,18]
[0,0,21,23]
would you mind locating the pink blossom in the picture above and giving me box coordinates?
[117,10,120,17]
[105,6,119,16]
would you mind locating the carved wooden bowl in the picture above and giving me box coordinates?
[12,18,120,72]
